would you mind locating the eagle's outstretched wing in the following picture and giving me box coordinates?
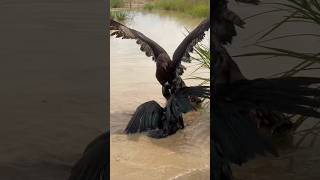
[124,101,164,134]
[172,18,210,74]
[110,19,169,62]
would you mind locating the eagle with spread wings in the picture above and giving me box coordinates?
[110,18,209,99]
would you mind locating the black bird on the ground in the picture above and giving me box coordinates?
[68,130,108,180]
[212,0,320,179]
[110,18,210,99]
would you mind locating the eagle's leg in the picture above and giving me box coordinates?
[162,83,171,100]
[177,115,184,129]
[172,76,185,92]
[168,123,180,136]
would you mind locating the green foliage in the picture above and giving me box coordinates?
[187,43,210,85]
[143,0,210,18]
[111,0,125,8]
[237,0,320,76]
[110,11,131,21]
[143,3,155,11]
[188,4,209,18]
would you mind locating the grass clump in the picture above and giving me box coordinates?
[143,0,209,18]
[144,3,155,11]
[188,4,209,18]
[110,11,130,21]
[111,0,125,8]
[186,43,210,85]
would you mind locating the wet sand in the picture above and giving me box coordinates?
[0,1,107,179]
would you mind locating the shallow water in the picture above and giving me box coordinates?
[110,11,210,179]
[111,112,210,180]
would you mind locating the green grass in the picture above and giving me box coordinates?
[144,3,155,11]
[143,0,209,18]
[110,11,131,21]
[186,43,210,85]
[188,4,209,18]
[111,0,125,8]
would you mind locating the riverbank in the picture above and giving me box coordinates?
[110,0,209,18]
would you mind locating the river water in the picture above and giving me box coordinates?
[110,11,210,180]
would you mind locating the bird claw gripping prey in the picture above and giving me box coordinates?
[177,64,186,75]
